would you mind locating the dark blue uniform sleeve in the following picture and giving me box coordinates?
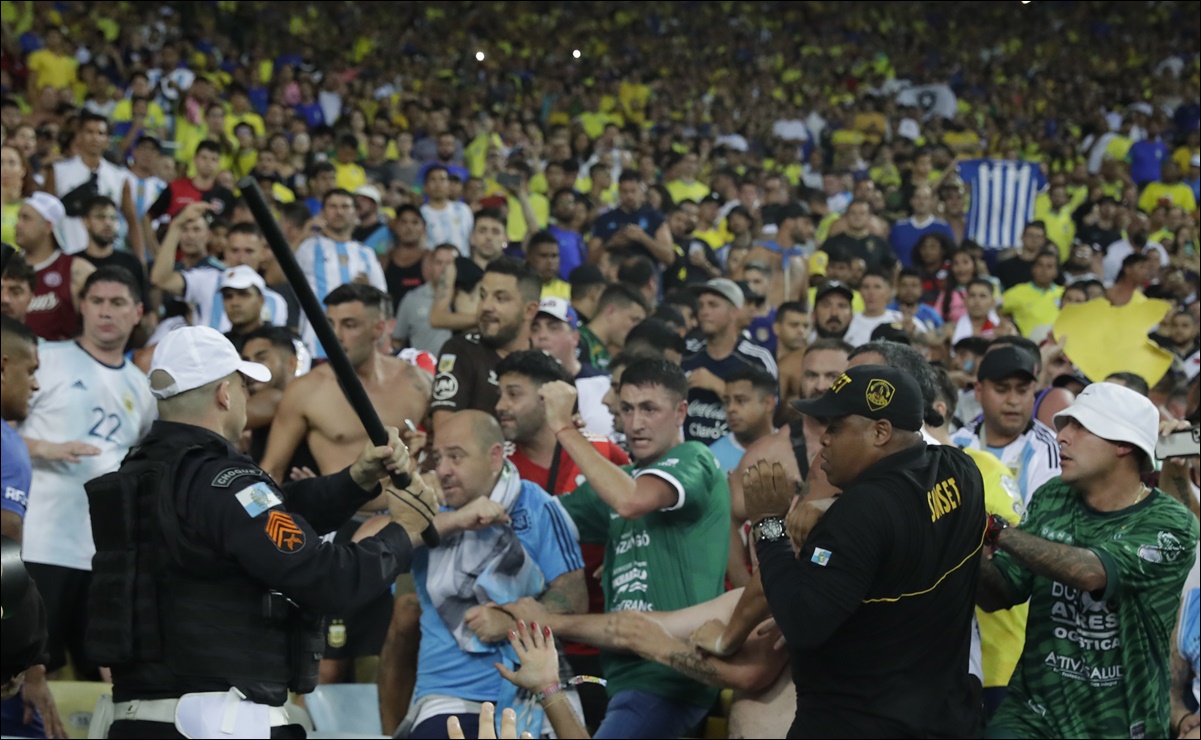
[181,459,414,616]
[755,493,890,652]
[279,469,381,536]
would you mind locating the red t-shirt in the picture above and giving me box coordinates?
[26,251,79,341]
[507,434,629,656]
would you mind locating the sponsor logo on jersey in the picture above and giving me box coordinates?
[28,293,62,312]
[265,511,305,553]
[432,373,459,400]
[44,271,63,288]
[71,380,87,391]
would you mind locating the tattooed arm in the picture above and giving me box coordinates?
[994,527,1107,593]
[539,569,588,615]
[976,553,1020,613]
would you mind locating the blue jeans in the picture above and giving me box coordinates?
[593,689,710,739]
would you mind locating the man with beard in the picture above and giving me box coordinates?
[808,281,854,343]
[431,258,540,432]
[681,278,778,444]
[781,338,852,470]
[382,205,428,313]
[548,188,586,280]
[76,196,148,303]
[238,325,313,469]
[822,200,898,274]
[495,350,628,728]
[295,189,387,358]
[663,201,721,292]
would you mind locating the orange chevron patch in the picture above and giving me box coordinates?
[265,511,306,553]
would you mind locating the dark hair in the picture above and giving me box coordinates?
[83,195,118,217]
[424,164,449,183]
[724,364,778,398]
[242,326,298,356]
[322,188,355,207]
[527,230,559,252]
[1105,372,1150,397]
[617,256,657,288]
[805,337,853,356]
[664,288,699,316]
[1,252,36,291]
[473,207,506,229]
[484,257,542,303]
[1034,249,1060,264]
[618,171,643,184]
[337,133,359,150]
[619,357,688,401]
[650,305,687,332]
[195,140,222,158]
[82,265,142,304]
[1024,220,1047,234]
[931,365,959,420]
[897,268,922,282]
[393,204,424,223]
[550,187,577,206]
[1117,252,1148,280]
[228,222,262,239]
[967,277,995,293]
[0,312,37,346]
[954,336,992,357]
[848,340,944,427]
[78,110,108,130]
[626,318,687,357]
[278,202,311,229]
[323,283,388,314]
[596,282,649,315]
[309,161,336,178]
[494,349,572,387]
[776,300,807,319]
[860,266,892,285]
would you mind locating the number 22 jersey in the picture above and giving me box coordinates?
[18,341,156,571]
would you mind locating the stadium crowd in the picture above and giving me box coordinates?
[1,0,1199,738]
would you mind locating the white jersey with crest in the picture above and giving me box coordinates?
[18,341,156,571]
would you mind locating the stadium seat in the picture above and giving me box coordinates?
[304,684,383,736]
[45,682,111,740]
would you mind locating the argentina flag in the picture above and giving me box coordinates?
[958,159,1047,250]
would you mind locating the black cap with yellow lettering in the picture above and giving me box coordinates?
[790,364,924,431]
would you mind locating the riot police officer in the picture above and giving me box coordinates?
[85,326,438,739]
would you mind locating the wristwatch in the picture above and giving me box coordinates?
[753,517,787,544]
[984,513,1009,548]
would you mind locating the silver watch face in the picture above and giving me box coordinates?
[757,518,785,541]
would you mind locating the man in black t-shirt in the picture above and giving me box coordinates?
[663,201,721,292]
[822,199,898,274]
[77,195,149,303]
[993,221,1049,290]
[383,205,427,312]
[746,364,985,738]
[430,258,540,433]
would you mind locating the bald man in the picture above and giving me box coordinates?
[392,410,587,738]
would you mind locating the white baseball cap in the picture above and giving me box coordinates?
[1053,381,1159,470]
[354,184,382,206]
[536,297,579,329]
[219,265,266,293]
[24,192,66,227]
[150,326,271,400]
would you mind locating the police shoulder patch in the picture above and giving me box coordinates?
[235,481,284,518]
[265,511,306,553]
[212,467,262,488]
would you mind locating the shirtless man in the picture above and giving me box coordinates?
[261,283,431,513]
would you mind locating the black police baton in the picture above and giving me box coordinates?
[237,178,439,548]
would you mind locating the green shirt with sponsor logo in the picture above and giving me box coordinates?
[559,440,730,707]
[989,480,1199,739]
[577,325,610,371]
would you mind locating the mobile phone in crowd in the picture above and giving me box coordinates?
[1155,426,1200,460]
[497,172,522,191]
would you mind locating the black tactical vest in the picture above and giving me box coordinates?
[85,433,321,704]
